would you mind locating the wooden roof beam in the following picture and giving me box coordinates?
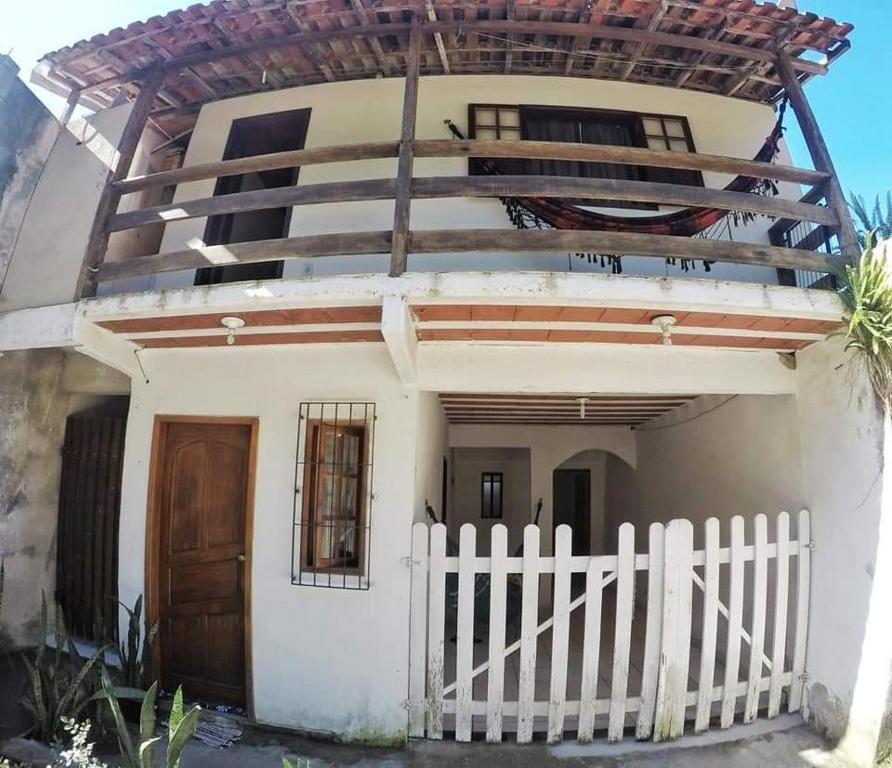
[564,0,595,76]
[350,0,393,76]
[504,0,515,73]
[72,19,831,97]
[620,0,668,81]
[285,2,336,82]
[425,0,450,74]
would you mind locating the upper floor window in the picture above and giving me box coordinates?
[468,104,703,208]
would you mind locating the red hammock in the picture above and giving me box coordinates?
[450,100,787,242]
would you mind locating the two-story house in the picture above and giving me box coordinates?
[1,1,889,765]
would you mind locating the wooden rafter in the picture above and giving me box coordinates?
[349,0,393,76]
[621,0,668,81]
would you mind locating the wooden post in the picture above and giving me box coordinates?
[78,68,164,298]
[775,52,860,265]
[389,13,423,277]
[60,89,81,126]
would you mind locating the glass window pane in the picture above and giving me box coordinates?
[665,120,686,138]
[492,480,502,518]
[499,108,520,128]
[669,139,690,153]
[642,118,662,136]
[475,108,496,125]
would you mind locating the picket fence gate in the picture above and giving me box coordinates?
[407,511,811,744]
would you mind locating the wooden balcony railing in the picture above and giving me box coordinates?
[78,24,857,297]
[94,136,841,285]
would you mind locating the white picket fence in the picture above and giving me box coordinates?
[408,511,811,744]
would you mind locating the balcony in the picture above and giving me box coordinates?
[93,136,843,291]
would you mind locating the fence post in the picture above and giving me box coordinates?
[408,523,429,737]
[547,525,572,743]
[694,517,720,733]
[744,514,768,723]
[516,524,541,744]
[789,510,811,712]
[577,556,604,743]
[455,524,476,742]
[486,524,508,743]
[426,524,447,739]
[608,523,636,742]
[637,522,665,740]
[720,516,746,728]
[654,519,694,742]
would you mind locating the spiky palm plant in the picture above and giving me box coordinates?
[837,233,892,407]
[19,593,109,743]
[850,192,892,247]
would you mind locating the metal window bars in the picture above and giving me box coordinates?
[292,402,376,589]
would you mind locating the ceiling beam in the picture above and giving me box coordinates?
[350,0,393,75]
[425,0,450,74]
[71,18,830,97]
[621,0,668,81]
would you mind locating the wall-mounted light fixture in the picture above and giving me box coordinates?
[220,316,246,346]
[651,315,678,346]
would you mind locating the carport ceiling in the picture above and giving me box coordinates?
[439,393,699,426]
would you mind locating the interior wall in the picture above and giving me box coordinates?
[449,447,531,553]
[450,423,635,557]
[604,394,804,549]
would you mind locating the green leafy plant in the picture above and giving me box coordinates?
[282,759,310,768]
[118,597,159,690]
[838,233,892,407]
[850,191,892,246]
[100,672,200,768]
[19,593,109,744]
[56,718,108,768]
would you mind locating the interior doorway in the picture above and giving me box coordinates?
[148,417,257,707]
[553,468,591,555]
[196,108,310,285]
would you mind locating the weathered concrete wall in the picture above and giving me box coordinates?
[0,56,60,294]
[0,103,134,313]
[0,348,129,648]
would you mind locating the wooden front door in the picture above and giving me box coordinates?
[153,420,255,706]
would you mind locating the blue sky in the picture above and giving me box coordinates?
[3,0,889,202]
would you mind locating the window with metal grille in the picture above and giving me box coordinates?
[293,402,375,589]
[468,104,703,207]
[481,472,503,519]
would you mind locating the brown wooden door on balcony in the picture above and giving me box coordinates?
[195,108,310,286]
[153,420,255,706]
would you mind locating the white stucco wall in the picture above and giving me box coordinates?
[794,336,889,765]
[449,423,635,557]
[138,74,797,292]
[449,447,532,553]
[604,394,804,546]
[117,344,421,740]
[413,390,448,524]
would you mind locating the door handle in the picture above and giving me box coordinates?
[237,554,246,562]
